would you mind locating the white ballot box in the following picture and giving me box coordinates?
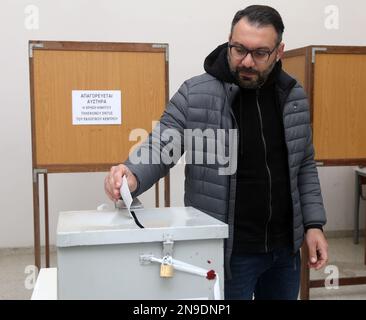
[57,206,228,300]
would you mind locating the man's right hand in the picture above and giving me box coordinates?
[104,164,138,202]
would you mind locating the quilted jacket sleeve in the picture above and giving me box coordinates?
[297,121,327,227]
[124,82,188,197]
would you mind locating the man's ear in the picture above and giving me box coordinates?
[276,42,285,61]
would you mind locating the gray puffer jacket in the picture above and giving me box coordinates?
[124,62,326,277]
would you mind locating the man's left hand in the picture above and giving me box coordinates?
[305,228,328,270]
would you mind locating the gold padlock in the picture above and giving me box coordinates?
[160,258,174,278]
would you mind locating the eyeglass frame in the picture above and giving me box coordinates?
[228,41,281,64]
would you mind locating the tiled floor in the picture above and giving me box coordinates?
[0,248,57,300]
[0,238,365,300]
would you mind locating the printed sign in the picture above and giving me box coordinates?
[72,90,121,125]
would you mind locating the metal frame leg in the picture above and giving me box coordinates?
[44,174,50,267]
[164,174,170,207]
[32,171,41,270]
[300,244,310,300]
[155,182,160,207]
[354,172,360,244]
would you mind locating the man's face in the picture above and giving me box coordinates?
[228,17,284,89]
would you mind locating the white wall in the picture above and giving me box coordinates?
[0,0,365,247]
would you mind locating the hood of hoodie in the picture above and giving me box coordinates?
[204,42,282,88]
[204,42,237,84]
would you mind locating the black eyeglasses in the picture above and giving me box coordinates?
[228,42,279,64]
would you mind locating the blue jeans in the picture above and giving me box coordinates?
[225,247,301,300]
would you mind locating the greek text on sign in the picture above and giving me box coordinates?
[72,90,121,125]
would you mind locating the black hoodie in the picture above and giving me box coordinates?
[204,43,293,253]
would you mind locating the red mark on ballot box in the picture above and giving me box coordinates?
[206,270,216,280]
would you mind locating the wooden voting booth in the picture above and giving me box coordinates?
[29,41,170,270]
[282,45,366,299]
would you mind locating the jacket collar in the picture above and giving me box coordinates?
[223,68,297,113]
[275,69,297,112]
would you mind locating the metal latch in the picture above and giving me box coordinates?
[139,254,154,265]
[163,237,174,257]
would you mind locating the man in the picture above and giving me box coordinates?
[104,5,328,300]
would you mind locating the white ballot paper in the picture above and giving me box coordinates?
[120,176,133,218]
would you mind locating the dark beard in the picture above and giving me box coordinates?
[233,60,277,89]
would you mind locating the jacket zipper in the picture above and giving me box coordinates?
[255,88,273,252]
[277,80,298,253]
[226,85,239,224]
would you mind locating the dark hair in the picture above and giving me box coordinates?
[231,5,284,43]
